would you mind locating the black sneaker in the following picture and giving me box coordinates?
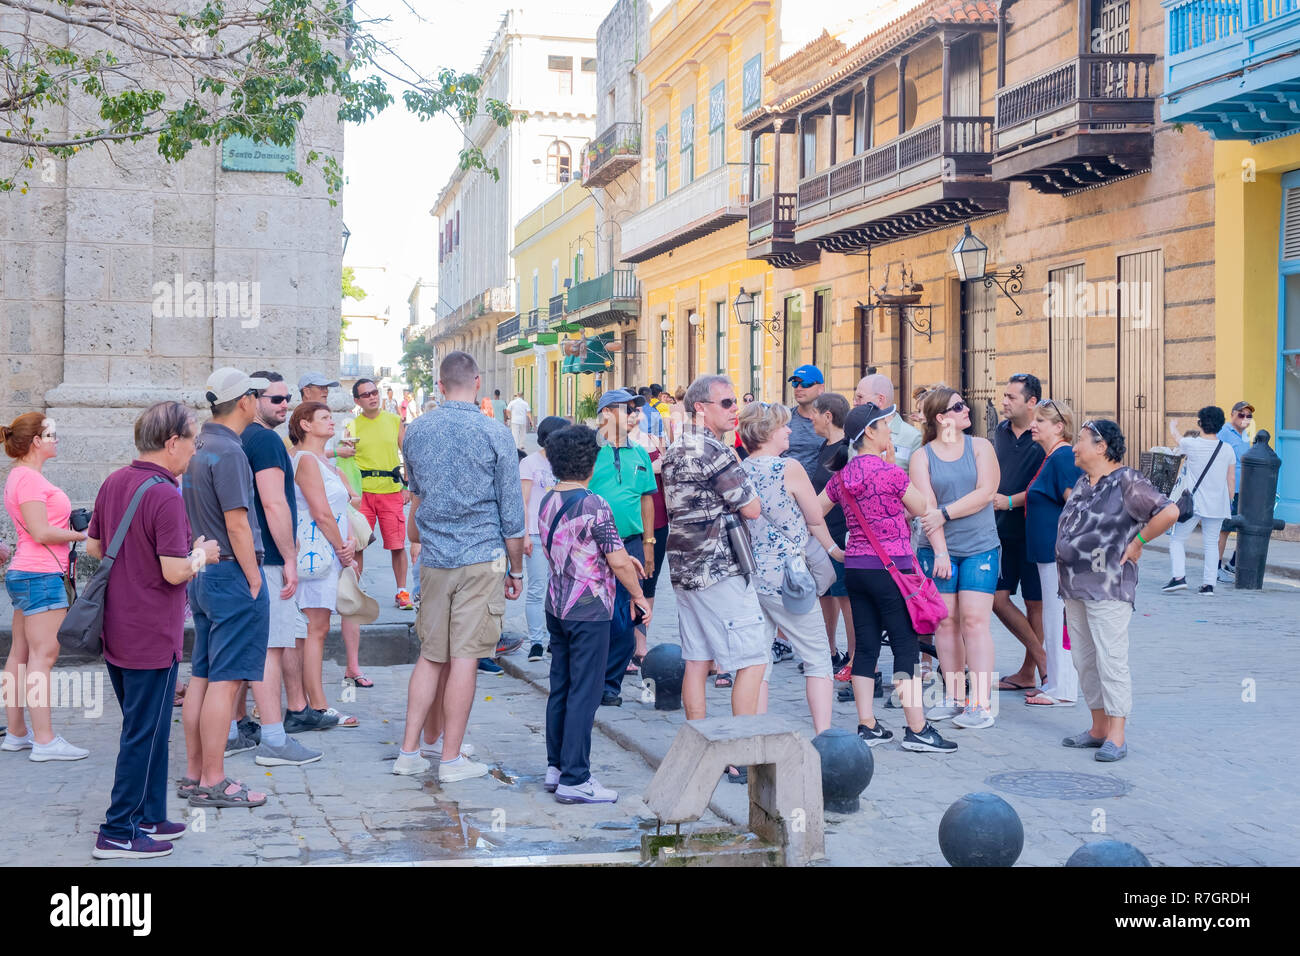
[600,693,622,707]
[901,722,957,753]
[857,721,894,747]
[236,717,261,745]
[831,651,850,672]
[837,685,855,702]
[527,642,545,662]
[771,641,794,663]
[1161,577,1187,592]
[1198,584,1214,595]
[283,707,326,734]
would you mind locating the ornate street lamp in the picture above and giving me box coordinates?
[951,224,1025,315]
[732,286,781,341]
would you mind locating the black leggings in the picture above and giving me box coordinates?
[641,524,669,599]
[845,567,920,681]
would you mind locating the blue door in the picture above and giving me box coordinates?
[1276,171,1300,522]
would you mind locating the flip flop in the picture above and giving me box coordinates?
[1025,693,1075,707]
[998,678,1037,691]
[345,674,374,688]
[322,707,359,728]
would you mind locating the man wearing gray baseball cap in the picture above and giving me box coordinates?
[297,372,340,401]
[179,367,273,809]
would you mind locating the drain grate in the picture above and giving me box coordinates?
[985,771,1132,800]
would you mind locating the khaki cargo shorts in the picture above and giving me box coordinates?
[416,562,505,663]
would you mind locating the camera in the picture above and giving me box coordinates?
[70,508,92,533]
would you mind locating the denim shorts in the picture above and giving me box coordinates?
[188,562,270,682]
[917,546,1001,595]
[826,556,848,597]
[4,570,70,614]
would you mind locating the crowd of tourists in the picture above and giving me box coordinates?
[0,350,1252,858]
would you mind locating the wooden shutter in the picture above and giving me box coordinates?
[1049,265,1087,418]
[1117,250,1165,466]
[1284,186,1300,261]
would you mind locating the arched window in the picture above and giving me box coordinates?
[547,141,572,184]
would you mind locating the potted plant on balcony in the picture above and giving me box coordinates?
[576,392,599,427]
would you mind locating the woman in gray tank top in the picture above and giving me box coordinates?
[909,386,1002,731]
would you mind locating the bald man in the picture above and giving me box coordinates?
[854,374,922,468]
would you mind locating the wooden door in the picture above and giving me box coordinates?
[961,280,998,438]
[686,312,699,383]
[783,295,803,404]
[1116,249,1164,466]
[813,289,832,373]
[1048,265,1087,417]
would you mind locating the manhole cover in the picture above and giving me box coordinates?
[985,771,1132,800]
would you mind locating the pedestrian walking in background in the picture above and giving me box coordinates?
[1024,400,1083,708]
[739,402,844,734]
[507,392,533,450]
[520,415,567,662]
[350,377,413,610]
[854,373,922,468]
[539,426,650,805]
[394,351,525,782]
[241,372,322,766]
[180,368,271,809]
[1057,420,1179,761]
[628,401,669,670]
[911,386,1002,729]
[663,375,766,722]
[491,389,508,426]
[1165,407,1235,595]
[3,413,90,761]
[87,402,220,859]
[991,373,1047,693]
[1216,400,1253,580]
[588,389,656,706]
[290,402,363,732]
[782,364,826,476]
[810,392,853,677]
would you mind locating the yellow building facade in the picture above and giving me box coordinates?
[507,180,597,419]
[622,0,782,400]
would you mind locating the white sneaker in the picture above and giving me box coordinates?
[29,736,90,762]
[392,752,431,776]
[420,734,476,760]
[555,775,618,804]
[438,756,490,783]
[952,706,995,730]
[1,731,34,751]
[924,701,963,722]
[545,766,561,792]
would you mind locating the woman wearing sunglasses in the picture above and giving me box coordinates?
[911,387,1002,730]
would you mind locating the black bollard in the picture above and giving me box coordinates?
[1222,430,1285,590]
[640,643,685,711]
[937,792,1024,867]
[1065,840,1151,867]
[812,728,874,813]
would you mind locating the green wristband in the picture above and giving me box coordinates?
[1136,531,1147,545]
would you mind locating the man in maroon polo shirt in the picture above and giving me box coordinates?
[86,402,218,860]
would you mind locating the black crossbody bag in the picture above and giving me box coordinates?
[1176,441,1223,523]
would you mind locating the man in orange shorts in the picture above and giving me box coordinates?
[350,378,413,609]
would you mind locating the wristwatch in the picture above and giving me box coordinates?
[643,535,656,543]
[940,505,952,522]
[507,570,524,580]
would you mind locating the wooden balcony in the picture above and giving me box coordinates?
[993,53,1157,194]
[747,193,821,269]
[584,122,641,188]
[793,116,1008,253]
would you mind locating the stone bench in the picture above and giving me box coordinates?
[644,715,825,867]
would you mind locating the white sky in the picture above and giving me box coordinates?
[341,0,615,341]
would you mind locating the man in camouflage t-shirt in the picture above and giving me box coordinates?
[663,375,767,720]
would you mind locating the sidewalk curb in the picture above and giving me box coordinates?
[1142,540,1300,581]
[496,643,747,829]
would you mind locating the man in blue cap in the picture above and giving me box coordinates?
[588,389,657,705]
[783,364,827,481]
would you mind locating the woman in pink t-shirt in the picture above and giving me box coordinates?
[819,403,958,756]
[2,412,89,761]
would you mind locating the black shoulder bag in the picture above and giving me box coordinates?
[57,475,166,656]
[1176,441,1224,523]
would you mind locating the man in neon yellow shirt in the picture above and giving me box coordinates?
[349,378,413,609]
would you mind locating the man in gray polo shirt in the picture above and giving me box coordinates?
[392,350,525,783]
[180,368,273,809]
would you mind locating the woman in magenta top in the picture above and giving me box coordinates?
[2,412,90,761]
[819,404,957,755]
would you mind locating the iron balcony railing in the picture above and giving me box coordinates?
[565,269,639,312]
[995,53,1155,132]
[521,308,540,337]
[796,117,993,209]
[496,313,521,344]
[585,122,641,185]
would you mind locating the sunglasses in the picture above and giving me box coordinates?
[267,395,290,405]
[789,379,817,389]
[40,432,58,441]
[700,398,738,409]
[945,400,968,414]
[356,390,379,399]
[1081,421,1102,438]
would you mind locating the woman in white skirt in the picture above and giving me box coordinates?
[289,402,361,728]
[738,402,844,734]
[1024,400,1083,707]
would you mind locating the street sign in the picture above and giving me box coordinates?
[221,134,296,172]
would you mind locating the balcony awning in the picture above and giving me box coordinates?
[560,332,616,375]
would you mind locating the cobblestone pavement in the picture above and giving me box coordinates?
[3,531,1297,866]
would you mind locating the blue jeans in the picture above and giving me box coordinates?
[102,659,177,841]
[604,536,644,698]
[545,613,610,786]
[917,546,1001,595]
[524,534,549,648]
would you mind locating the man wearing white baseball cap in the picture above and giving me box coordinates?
[179,367,273,809]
